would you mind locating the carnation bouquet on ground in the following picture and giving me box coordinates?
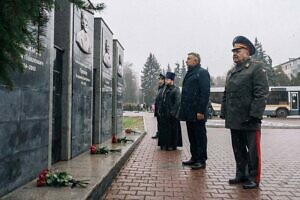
[125,128,142,134]
[37,169,89,188]
[90,145,121,155]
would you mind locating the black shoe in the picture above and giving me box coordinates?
[191,162,206,170]
[152,135,158,139]
[182,159,195,165]
[243,181,259,189]
[228,176,248,184]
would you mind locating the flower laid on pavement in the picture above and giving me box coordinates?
[117,136,134,144]
[36,169,89,188]
[125,128,142,134]
[90,145,121,154]
[125,128,133,134]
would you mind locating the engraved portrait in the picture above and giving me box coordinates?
[103,40,112,68]
[118,54,123,77]
[76,11,92,54]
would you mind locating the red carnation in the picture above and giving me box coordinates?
[40,169,49,176]
[36,169,49,187]
[125,128,132,134]
[38,174,46,181]
[90,145,97,154]
[37,179,46,187]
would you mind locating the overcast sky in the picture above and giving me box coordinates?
[92,0,300,77]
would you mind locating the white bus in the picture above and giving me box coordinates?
[210,86,300,118]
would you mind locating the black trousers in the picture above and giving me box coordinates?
[230,129,261,183]
[156,115,161,136]
[186,121,207,163]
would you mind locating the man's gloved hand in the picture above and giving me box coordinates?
[242,117,261,125]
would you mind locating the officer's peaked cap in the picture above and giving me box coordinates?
[232,35,256,56]
[158,73,165,79]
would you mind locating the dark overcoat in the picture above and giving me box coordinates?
[221,59,269,130]
[179,64,210,121]
[154,84,165,117]
[158,85,182,148]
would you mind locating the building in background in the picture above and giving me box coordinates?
[274,57,300,79]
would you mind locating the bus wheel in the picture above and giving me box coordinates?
[276,108,288,118]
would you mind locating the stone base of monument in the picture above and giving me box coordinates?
[1,129,147,200]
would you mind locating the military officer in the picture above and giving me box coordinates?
[220,36,269,189]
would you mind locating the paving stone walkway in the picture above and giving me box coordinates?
[102,113,300,200]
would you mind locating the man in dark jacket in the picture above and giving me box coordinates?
[152,73,166,139]
[220,36,269,189]
[158,72,182,150]
[180,52,210,169]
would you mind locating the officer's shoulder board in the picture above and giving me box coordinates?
[250,60,267,73]
[251,60,264,65]
[246,59,260,68]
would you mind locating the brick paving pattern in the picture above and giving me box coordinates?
[103,113,300,200]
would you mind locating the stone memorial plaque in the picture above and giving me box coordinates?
[93,18,113,144]
[0,13,54,197]
[113,40,124,136]
[71,9,94,157]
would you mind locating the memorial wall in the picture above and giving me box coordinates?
[113,40,124,137]
[93,18,114,144]
[71,9,94,157]
[0,12,54,197]
[0,2,124,197]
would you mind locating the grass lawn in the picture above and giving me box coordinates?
[123,116,145,132]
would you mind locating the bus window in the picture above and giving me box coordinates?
[209,91,224,116]
[267,91,288,105]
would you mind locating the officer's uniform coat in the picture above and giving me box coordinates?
[221,58,269,130]
[221,58,269,184]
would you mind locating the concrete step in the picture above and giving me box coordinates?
[1,132,146,200]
